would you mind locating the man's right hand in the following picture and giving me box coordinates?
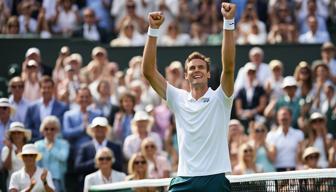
[148,12,164,29]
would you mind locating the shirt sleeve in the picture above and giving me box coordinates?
[166,83,185,112]
[1,146,9,162]
[8,171,19,190]
[46,170,55,190]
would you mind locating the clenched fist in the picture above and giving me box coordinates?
[148,12,164,29]
[221,2,236,20]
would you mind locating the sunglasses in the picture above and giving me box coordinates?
[11,85,24,89]
[255,128,265,133]
[244,149,253,154]
[98,156,112,161]
[11,131,23,135]
[22,154,37,158]
[26,65,37,69]
[134,160,146,165]
[45,127,56,132]
[306,154,319,160]
[312,119,324,123]
[145,145,155,149]
[0,107,9,110]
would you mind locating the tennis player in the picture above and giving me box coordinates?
[142,2,236,191]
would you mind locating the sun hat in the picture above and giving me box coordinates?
[87,117,112,137]
[18,144,42,161]
[0,98,15,115]
[302,146,320,161]
[7,122,31,141]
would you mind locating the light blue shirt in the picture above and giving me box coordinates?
[39,98,55,122]
[9,96,30,123]
[35,138,70,180]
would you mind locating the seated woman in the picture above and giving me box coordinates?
[84,147,126,192]
[126,153,155,192]
[35,116,70,192]
[1,122,31,185]
[8,144,55,192]
[232,143,263,175]
[141,138,171,179]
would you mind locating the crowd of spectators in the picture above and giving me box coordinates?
[0,0,335,45]
[0,41,335,191]
[0,0,336,192]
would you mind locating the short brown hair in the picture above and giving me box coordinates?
[39,76,54,87]
[185,52,210,72]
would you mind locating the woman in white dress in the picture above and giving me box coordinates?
[1,122,31,185]
[84,147,126,192]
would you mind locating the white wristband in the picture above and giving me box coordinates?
[147,27,159,37]
[223,18,235,30]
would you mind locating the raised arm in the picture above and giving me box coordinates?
[221,3,236,96]
[142,12,167,100]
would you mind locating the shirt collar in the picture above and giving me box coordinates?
[93,139,107,150]
[187,88,211,102]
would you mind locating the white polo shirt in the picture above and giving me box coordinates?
[84,170,126,192]
[9,167,55,192]
[166,83,233,176]
[266,127,304,168]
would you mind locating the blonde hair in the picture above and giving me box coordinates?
[237,143,256,171]
[140,138,157,159]
[39,116,60,133]
[94,147,115,168]
[127,153,147,179]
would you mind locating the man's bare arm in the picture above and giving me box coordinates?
[142,12,167,100]
[221,3,236,97]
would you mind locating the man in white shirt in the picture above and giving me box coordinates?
[299,15,330,44]
[266,107,304,171]
[234,47,271,94]
[142,2,236,191]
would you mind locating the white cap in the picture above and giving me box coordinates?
[89,117,110,128]
[25,47,40,58]
[133,111,151,122]
[249,47,264,57]
[245,63,257,73]
[282,76,297,88]
[0,98,15,115]
[18,144,42,160]
[310,112,325,121]
[91,47,107,57]
[87,117,111,137]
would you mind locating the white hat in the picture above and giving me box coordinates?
[87,117,111,137]
[18,144,42,161]
[91,47,107,57]
[269,60,283,70]
[302,146,320,161]
[245,63,257,73]
[0,98,15,115]
[169,61,182,70]
[7,122,32,141]
[282,76,297,88]
[131,111,154,134]
[249,47,263,56]
[310,112,325,121]
[25,47,40,58]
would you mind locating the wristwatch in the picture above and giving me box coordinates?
[43,180,48,186]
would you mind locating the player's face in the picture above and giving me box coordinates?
[184,59,210,87]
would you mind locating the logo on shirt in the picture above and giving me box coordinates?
[201,98,210,103]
